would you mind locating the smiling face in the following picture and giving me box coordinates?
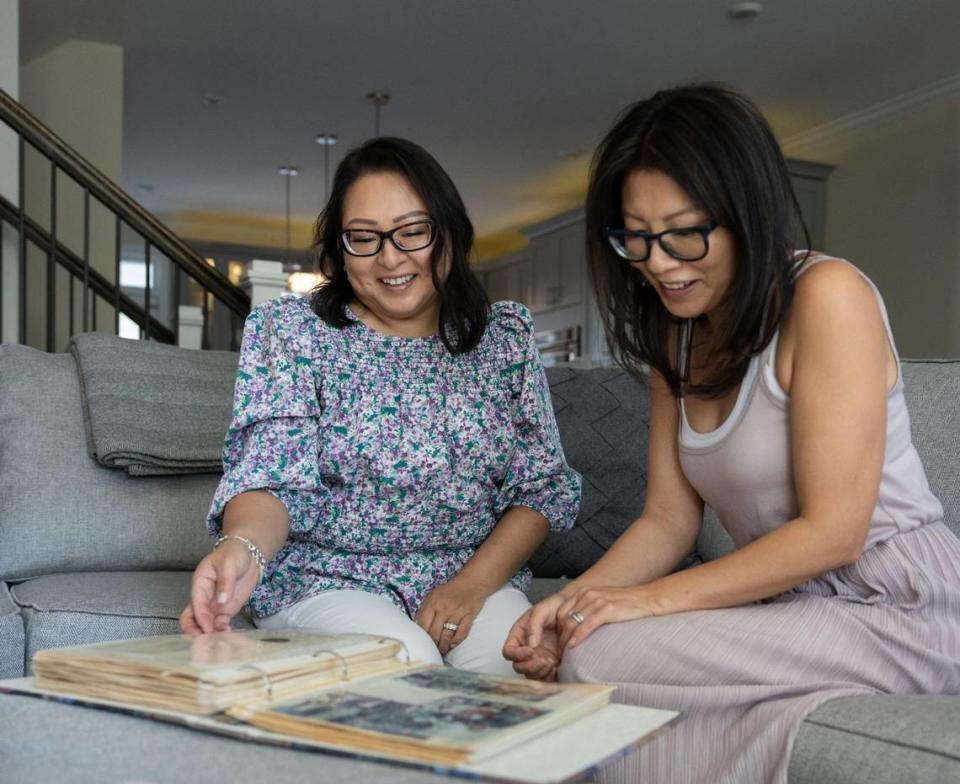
[621,168,737,327]
[341,171,444,337]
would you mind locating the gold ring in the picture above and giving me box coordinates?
[442,622,459,632]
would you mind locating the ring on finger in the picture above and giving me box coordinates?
[442,622,459,632]
[568,610,585,625]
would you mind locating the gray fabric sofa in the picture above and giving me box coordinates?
[0,340,958,783]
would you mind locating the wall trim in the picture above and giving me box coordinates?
[782,71,960,154]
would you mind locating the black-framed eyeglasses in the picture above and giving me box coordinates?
[603,221,719,262]
[340,220,436,257]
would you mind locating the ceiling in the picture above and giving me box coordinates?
[19,0,960,259]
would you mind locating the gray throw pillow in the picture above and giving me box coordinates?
[530,365,650,578]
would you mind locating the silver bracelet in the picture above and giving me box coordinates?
[214,534,266,583]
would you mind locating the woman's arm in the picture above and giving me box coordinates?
[565,368,706,592]
[181,490,291,634]
[505,367,705,659]
[558,262,892,647]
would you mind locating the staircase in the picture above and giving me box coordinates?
[0,88,251,352]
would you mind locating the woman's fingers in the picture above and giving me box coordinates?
[526,596,563,648]
[502,620,530,660]
[188,559,220,634]
[416,604,436,638]
[558,595,609,650]
[446,612,474,653]
[434,615,456,655]
[185,547,260,635]
[179,605,203,635]
[564,603,610,649]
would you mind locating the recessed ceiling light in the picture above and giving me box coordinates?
[278,166,299,177]
[314,133,338,146]
[728,1,763,20]
[200,93,223,108]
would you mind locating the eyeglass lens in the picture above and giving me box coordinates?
[610,227,710,262]
[342,221,434,256]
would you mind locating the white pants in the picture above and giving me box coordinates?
[256,585,530,677]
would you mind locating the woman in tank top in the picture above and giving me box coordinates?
[503,83,960,784]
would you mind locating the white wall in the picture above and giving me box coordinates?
[0,0,18,343]
[784,86,960,358]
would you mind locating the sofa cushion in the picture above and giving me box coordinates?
[11,571,254,671]
[790,694,960,784]
[0,582,25,678]
[531,366,650,577]
[902,359,960,538]
[0,345,220,580]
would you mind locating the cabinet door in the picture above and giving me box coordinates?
[485,258,531,307]
[530,236,560,313]
[529,225,584,313]
[556,224,585,309]
[485,265,512,304]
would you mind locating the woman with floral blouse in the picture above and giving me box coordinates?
[180,137,581,675]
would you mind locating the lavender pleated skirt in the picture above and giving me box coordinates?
[559,522,960,784]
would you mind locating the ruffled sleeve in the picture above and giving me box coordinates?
[206,297,325,536]
[492,302,581,531]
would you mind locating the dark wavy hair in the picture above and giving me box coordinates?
[586,83,808,398]
[310,137,489,355]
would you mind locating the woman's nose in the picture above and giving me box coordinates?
[642,242,681,276]
[377,238,406,268]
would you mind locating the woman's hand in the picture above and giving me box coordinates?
[416,578,486,655]
[556,585,658,650]
[503,593,568,680]
[179,541,260,635]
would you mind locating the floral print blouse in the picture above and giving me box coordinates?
[207,296,581,620]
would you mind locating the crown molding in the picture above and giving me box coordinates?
[782,71,960,155]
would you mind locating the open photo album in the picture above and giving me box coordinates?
[1,629,679,783]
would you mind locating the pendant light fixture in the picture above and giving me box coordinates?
[367,92,390,137]
[277,165,299,257]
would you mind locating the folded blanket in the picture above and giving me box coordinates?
[68,333,238,476]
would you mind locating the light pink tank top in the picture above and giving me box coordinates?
[678,255,944,551]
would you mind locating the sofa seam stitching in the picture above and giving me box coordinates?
[804,718,960,761]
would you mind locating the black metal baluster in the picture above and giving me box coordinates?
[82,189,90,331]
[0,215,4,341]
[144,241,152,340]
[18,136,26,344]
[172,265,181,345]
[114,215,121,334]
[201,287,209,350]
[46,162,57,351]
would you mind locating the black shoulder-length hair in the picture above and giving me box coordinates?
[310,136,489,355]
[585,83,808,398]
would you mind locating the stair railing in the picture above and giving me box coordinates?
[0,87,251,351]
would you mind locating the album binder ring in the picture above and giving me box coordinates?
[237,664,274,700]
[311,648,350,680]
[380,637,411,664]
